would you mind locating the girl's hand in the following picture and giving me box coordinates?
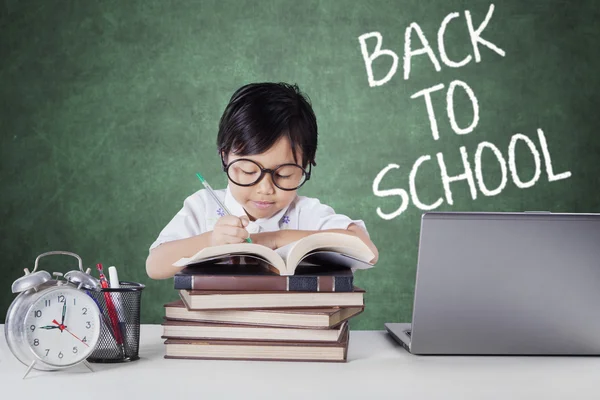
[211,215,250,246]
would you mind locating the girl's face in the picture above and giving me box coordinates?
[225,136,302,221]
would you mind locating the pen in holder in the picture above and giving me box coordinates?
[86,281,145,363]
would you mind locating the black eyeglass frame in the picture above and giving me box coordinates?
[220,155,312,191]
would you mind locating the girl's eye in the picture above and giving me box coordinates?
[242,170,258,175]
[276,174,292,179]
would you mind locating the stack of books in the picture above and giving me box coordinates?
[161,232,375,362]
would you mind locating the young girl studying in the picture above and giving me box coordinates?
[146,82,379,280]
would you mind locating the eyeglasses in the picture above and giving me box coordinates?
[222,157,312,191]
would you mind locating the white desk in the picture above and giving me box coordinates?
[1,324,599,399]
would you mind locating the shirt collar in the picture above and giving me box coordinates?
[223,184,294,232]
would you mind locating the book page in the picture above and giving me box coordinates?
[282,232,375,275]
[274,242,294,261]
[173,243,286,274]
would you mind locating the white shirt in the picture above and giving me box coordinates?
[149,185,369,251]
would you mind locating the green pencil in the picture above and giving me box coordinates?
[196,173,252,243]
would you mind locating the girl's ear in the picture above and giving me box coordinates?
[220,151,228,168]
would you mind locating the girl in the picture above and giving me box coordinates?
[146,82,378,279]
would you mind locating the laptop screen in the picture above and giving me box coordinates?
[409,212,600,355]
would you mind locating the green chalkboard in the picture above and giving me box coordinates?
[2,0,600,329]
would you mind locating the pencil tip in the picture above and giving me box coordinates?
[196,173,205,183]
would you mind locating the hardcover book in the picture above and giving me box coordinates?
[164,325,350,362]
[164,300,364,328]
[178,287,366,310]
[173,263,355,292]
[161,319,348,342]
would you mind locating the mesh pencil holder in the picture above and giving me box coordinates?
[85,281,145,363]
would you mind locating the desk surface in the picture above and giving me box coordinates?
[1,324,599,399]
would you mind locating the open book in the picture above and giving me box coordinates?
[173,232,376,276]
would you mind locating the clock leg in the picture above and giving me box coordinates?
[83,360,94,373]
[22,360,36,379]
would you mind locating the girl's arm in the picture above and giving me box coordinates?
[146,232,213,280]
[147,215,251,279]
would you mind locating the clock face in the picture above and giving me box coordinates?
[24,288,101,366]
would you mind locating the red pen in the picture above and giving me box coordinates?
[97,263,125,354]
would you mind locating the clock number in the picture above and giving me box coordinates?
[58,352,64,359]
[82,336,87,343]
[73,298,76,306]
[30,325,35,332]
[45,349,50,357]
[72,347,78,354]
[45,299,51,307]
[33,339,39,346]
[86,321,91,329]
[34,310,42,318]
[82,307,88,315]
[58,295,65,303]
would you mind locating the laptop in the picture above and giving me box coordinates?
[385,211,600,355]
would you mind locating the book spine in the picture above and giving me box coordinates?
[174,275,192,290]
[330,276,353,292]
[173,275,353,292]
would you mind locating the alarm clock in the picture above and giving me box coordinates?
[5,251,102,379]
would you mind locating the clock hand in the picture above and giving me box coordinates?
[61,300,67,326]
[62,327,89,347]
[52,319,87,346]
[39,325,60,329]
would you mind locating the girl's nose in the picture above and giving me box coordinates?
[256,172,276,194]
